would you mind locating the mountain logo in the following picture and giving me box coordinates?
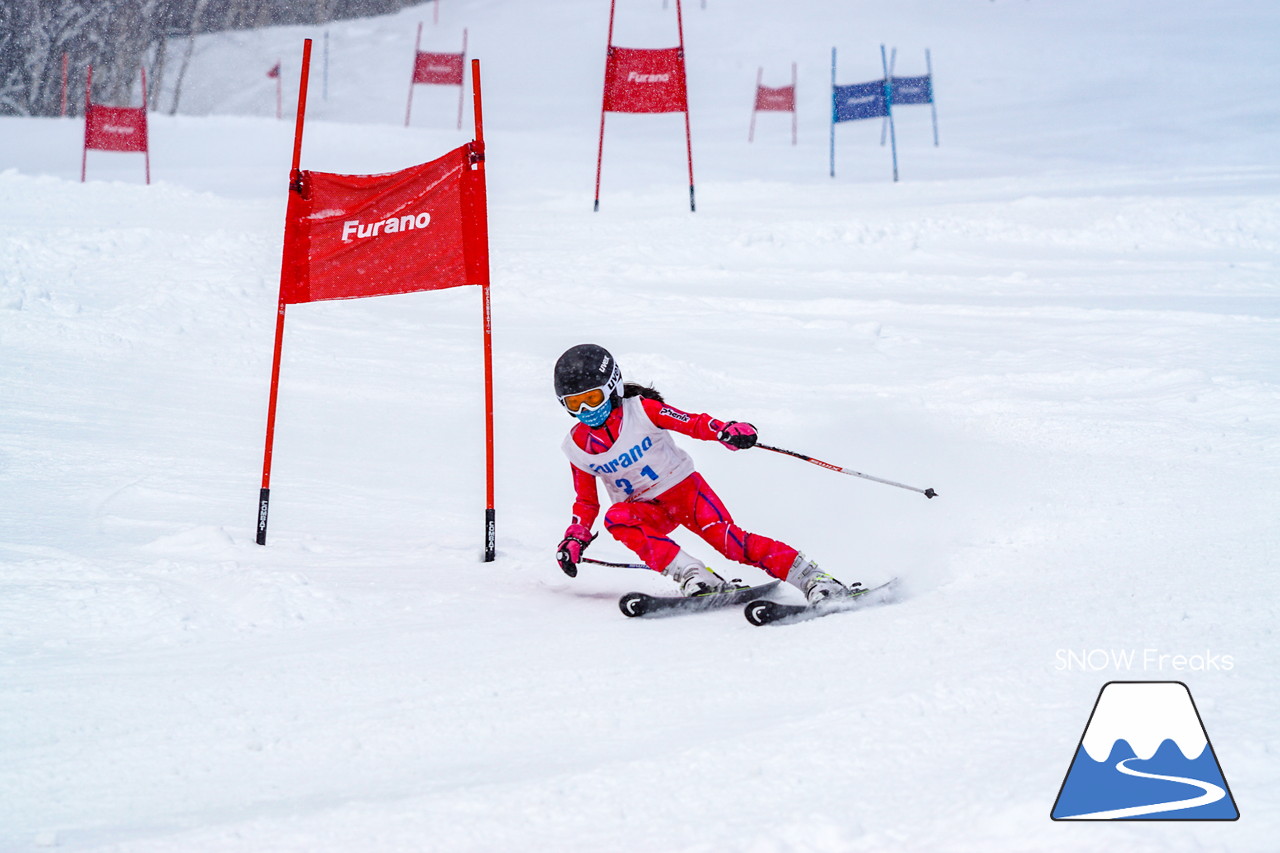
[1051,681,1239,820]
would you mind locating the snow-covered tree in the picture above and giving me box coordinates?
[0,0,420,116]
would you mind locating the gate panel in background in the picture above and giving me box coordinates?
[82,65,150,183]
[405,24,467,129]
[593,0,696,212]
[748,63,796,144]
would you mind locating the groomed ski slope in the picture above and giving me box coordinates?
[2,1,1278,850]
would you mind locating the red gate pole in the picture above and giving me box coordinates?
[470,58,496,561]
[593,0,618,212]
[258,38,313,546]
[81,65,92,182]
[791,61,798,145]
[405,22,422,127]
[140,66,151,184]
[455,28,468,130]
[676,0,695,211]
[748,66,760,142]
[60,53,69,117]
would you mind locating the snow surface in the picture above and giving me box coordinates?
[3,0,1279,850]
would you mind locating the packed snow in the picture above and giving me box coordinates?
[2,1,1278,850]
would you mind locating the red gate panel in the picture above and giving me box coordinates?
[82,65,150,183]
[593,0,695,211]
[413,52,465,86]
[754,85,795,112]
[602,47,688,114]
[85,105,148,152]
[280,144,488,305]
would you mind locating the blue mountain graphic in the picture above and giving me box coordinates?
[1052,738,1239,820]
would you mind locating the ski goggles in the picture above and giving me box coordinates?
[560,387,608,414]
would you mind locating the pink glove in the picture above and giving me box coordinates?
[556,523,592,577]
[717,421,758,451]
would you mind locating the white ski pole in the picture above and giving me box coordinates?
[581,556,650,570]
[756,442,938,499]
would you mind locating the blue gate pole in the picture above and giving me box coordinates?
[880,46,896,146]
[926,48,939,146]
[829,47,837,178]
[881,44,898,182]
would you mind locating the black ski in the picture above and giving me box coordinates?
[620,580,781,618]
[743,578,899,626]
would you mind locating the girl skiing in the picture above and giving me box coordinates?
[552,343,855,601]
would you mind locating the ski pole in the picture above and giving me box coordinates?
[582,556,651,570]
[756,443,938,499]
[576,535,649,569]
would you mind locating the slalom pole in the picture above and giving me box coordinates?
[829,47,836,178]
[880,47,896,146]
[926,48,939,146]
[140,66,151,184]
[881,44,899,182]
[675,0,696,212]
[257,38,313,546]
[756,442,937,499]
[456,28,467,131]
[405,22,422,127]
[471,57,496,562]
[60,53,68,117]
[790,61,797,146]
[594,0,619,212]
[748,66,761,142]
[81,65,91,181]
[592,79,608,212]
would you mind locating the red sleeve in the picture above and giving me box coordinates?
[569,464,601,530]
[640,396,726,442]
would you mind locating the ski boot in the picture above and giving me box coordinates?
[785,553,859,604]
[663,552,735,597]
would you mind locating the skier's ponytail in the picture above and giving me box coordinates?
[622,382,664,403]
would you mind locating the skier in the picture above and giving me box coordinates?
[552,343,857,601]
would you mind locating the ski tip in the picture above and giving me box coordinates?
[744,598,802,626]
[618,592,650,618]
[744,599,773,626]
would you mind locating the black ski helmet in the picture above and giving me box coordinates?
[554,344,622,410]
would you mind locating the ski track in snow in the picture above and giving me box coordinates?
[2,0,1279,851]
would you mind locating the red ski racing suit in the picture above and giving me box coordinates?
[562,395,799,578]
